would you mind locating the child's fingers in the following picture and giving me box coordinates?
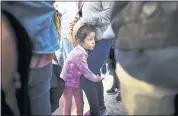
[98,77,105,82]
[101,77,105,80]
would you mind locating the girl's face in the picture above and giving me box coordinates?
[81,32,96,50]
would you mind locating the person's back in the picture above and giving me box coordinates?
[2,2,60,115]
[111,1,178,115]
[2,1,60,54]
[1,9,33,115]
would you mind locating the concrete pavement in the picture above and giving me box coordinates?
[52,74,128,115]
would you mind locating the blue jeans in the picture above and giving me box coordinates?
[28,63,52,115]
[80,39,111,115]
[62,37,73,60]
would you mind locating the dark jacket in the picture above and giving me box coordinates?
[111,1,178,50]
[2,10,33,115]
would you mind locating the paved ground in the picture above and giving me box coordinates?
[52,74,128,115]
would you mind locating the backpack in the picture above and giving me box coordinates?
[2,9,33,115]
[111,2,178,50]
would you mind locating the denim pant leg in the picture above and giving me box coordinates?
[80,78,100,115]
[88,39,111,110]
[62,37,73,60]
[98,82,106,111]
[81,39,111,114]
[112,69,120,89]
[28,63,52,115]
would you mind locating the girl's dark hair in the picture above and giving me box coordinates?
[76,24,96,43]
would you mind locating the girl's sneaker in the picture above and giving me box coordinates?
[84,111,90,116]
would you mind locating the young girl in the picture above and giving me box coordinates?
[60,24,104,115]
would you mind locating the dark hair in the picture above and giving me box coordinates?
[76,24,96,43]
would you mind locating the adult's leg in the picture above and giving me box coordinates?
[81,39,111,114]
[116,62,178,115]
[50,64,63,112]
[80,78,100,115]
[62,37,73,60]
[73,88,84,115]
[98,82,106,111]
[87,39,111,110]
[62,88,73,115]
[112,69,120,89]
[113,69,121,101]
[28,63,52,115]
[53,64,62,78]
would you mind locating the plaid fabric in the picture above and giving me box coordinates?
[30,54,54,68]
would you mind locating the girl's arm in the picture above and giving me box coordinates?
[77,55,101,82]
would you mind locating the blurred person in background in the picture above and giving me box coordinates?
[111,1,178,115]
[2,1,60,115]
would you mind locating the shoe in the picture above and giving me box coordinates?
[116,93,121,102]
[100,109,108,116]
[84,111,90,116]
[106,88,119,95]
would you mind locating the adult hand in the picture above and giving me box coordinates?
[68,20,77,46]
[72,19,82,39]
[68,19,77,35]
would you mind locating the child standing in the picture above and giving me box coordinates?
[60,25,104,115]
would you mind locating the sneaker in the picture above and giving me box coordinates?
[84,111,90,116]
[100,109,108,116]
[106,88,119,95]
[116,93,121,102]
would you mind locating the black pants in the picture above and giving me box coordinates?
[50,64,65,112]
[111,69,120,90]
[80,77,106,115]
[80,39,111,115]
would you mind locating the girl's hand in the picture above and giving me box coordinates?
[97,75,105,82]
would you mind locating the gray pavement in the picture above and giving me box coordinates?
[52,75,128,115]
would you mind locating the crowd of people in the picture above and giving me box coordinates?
[1,1,178,116]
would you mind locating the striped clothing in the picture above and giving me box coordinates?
[30,54,54,69]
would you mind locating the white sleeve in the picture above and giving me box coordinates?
[53,2,65,15]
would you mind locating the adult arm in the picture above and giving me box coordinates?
[80,1,113,26]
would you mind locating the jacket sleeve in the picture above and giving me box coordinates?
[77,55,99,82]
[111,1,129,35]
[80,1,113,26]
